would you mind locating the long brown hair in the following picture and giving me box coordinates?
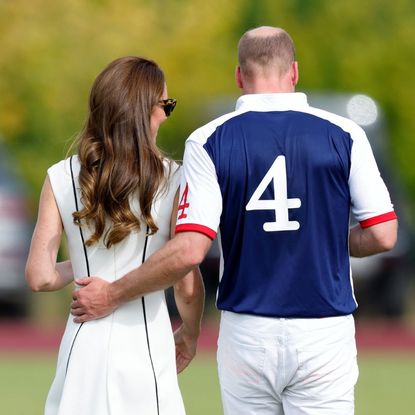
[73,56,168,248]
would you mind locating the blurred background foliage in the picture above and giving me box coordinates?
[1,0,415,212]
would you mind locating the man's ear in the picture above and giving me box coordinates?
[291,61,299,87]
[235,66,243,89]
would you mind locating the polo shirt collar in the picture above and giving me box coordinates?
[235,92,309,112]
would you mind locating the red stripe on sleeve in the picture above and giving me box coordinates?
[359,211,397,228]
[175,223,217,240]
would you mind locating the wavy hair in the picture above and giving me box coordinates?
[73,56,168,248]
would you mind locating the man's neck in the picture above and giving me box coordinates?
[242,79,295,95]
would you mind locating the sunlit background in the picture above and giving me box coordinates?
[1,1,415,413]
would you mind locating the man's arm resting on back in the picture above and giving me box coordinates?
[349,219,398,258]
[71,231,212,322]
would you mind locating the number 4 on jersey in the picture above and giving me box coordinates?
[178,183,190,220]
[246,155,301,232]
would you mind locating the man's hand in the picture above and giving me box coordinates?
[174,324,199,374]
[71,277,116,323]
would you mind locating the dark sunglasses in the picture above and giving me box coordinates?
[159,98,177,117]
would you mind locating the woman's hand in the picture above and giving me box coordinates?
[174,323,199,374]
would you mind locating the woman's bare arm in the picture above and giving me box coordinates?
[25,176,74,291]
[171,189,205,373]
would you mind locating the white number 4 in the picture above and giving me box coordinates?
[246,155,301,232]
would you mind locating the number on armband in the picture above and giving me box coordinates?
[246,155,301,232]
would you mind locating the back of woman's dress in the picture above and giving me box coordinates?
[45,156,185,415]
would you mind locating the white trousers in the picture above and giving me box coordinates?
[217,312,358,415]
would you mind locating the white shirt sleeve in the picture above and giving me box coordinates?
[349,127,396,227]
[175,139,222,239]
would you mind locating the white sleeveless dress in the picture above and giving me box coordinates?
[45,156,185,415]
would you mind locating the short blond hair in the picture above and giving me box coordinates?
[238,27,296,78]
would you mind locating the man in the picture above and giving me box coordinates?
[72,26,397,414]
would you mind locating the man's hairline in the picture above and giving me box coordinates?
[237,28,295,77]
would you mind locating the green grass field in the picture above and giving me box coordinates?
[1,352,414,414]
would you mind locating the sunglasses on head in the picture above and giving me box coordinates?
[158,98,177,117]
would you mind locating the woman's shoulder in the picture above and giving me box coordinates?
[163,157,182,178]
[47,155,80,180]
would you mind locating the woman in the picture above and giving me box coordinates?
[25,56,204,415]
